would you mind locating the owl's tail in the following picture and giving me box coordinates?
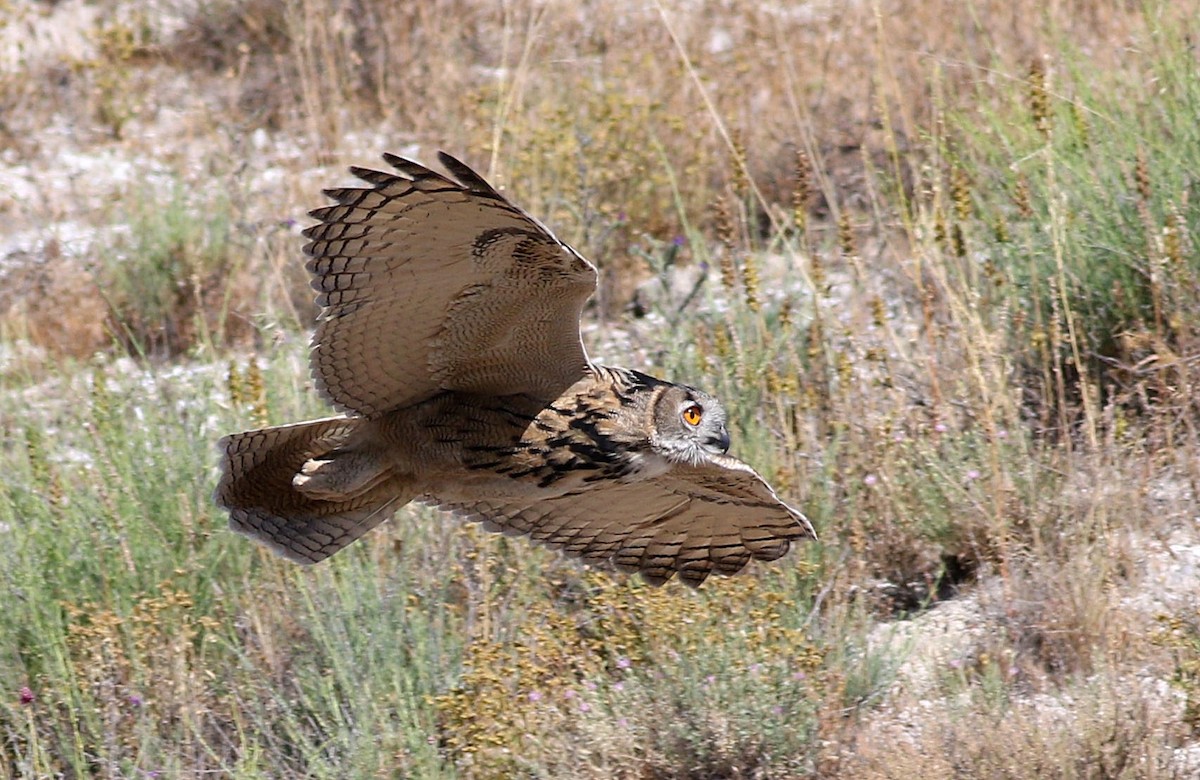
[214,416,414,563]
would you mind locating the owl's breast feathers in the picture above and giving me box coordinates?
[455,365,670,494]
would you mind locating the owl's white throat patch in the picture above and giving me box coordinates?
[621,450,674,481]
[648,433,712,469]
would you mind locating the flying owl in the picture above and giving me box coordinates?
[214,152,815,586]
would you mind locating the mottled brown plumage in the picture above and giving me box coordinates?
[214,152,815,586]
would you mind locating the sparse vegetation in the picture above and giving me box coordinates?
[99,180,244,355]
[2,0,1199,777]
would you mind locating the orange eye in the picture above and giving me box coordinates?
[682,404,703,426]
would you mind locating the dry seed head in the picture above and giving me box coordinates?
[779,297,794,328]
[951,223,966,258]
[933,210,948,248]
[838,210,856,259]
[1028,58,1051,137]
[793,147,812,233]
[951,166,971,222]
[227,360,244,407]
[766,364,781,395]
[776,371,799,396]
[984,259,1004,287]
[870,296,886,328]
[741,253,761,312]
[730,129,749,200]
[993,215,1010,243]
[713,323,732,359]
[1069,101,1089,148]
[714,193,737,250]
[245,359,268,427]
[797,386,815,412]
[836,349,853,386]
[720,251,738,293]
[807,318,824,362]
[1135,148,1152,203]
[1013,176,1033,219]
[810,251,827,291]
[713,195,740,291]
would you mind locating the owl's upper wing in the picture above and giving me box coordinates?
[303,152,598,417]
[435,455,816,587]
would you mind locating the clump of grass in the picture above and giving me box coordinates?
[168,0,291,74]
[1154,608,1200,736]
[166,0,293,126]
[947,27,1200,424]
[846,676,1188,779]
[495,81,718,312]
[98,180,248,357]
[432,572,839,778]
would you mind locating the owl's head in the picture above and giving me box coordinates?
[650,385,732,465]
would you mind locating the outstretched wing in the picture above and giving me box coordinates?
[303,152,598,417]
[434,455,816,587]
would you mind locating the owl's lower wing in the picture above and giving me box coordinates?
[303,152,598,417]
[435,455,816,587]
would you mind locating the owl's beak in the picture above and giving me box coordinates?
[707,427,731,454]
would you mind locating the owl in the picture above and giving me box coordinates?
[214,152,815,586]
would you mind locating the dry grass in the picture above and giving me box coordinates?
[846,676,1191,779]
[2,0,1199,777]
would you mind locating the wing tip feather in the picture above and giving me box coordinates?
[436,151,503,197]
